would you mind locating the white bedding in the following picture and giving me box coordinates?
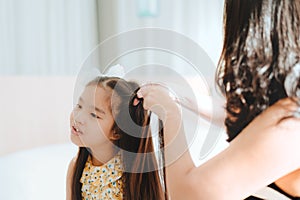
[0,143,77,200]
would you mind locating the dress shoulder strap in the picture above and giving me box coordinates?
[252,186,291,200]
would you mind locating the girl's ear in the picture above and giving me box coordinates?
[109,130,121,141]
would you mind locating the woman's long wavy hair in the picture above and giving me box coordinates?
[216,0,300,141]
[71,76,168,199]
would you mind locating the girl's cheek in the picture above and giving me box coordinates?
[69,112,74,123]
[70,110,77,121]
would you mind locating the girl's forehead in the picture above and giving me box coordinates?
[84,84,111,95]
[82,85,112,106]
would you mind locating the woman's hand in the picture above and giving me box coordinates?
[136,83,199,199]
[136,83,181,122]
[235,97,299,142]
[250,97,298,128]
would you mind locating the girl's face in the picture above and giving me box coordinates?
[69,84,116,149]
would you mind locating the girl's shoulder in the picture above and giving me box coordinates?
[70,156,77,165]
[67,156,77,176]
[66,156,77,200]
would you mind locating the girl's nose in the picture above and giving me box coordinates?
[72,110,85,125]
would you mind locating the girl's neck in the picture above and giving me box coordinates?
[89,145,117,166]
[275,169,300,197]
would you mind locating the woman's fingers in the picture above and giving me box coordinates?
[270,98,298,122]
[135,83,180,119]
[255,98,299,128]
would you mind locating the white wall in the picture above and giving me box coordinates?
[0,76,75,155]
[0,0,226,157]
[0,0,99,75]
[98,0,224,65]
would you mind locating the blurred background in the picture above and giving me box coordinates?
[0,0,225,199]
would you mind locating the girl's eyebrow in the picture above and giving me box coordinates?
[79,97,106,114]
[94,106,106,115]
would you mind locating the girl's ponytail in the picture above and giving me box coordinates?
[71,147,89,200]
[110,79,168,200]
[122,91,168,200]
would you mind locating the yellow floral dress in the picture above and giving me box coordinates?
[80,153,123,200]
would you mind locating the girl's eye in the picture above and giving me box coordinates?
[91,113,101,119]
[76,104,82,109]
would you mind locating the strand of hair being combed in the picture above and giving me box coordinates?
[158,118,168,199]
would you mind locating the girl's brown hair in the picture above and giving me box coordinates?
[71,76,168,199]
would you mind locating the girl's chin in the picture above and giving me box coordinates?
[70,135,85,147]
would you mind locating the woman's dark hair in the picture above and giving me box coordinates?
[71,76,168,200]
[216,0,300,142]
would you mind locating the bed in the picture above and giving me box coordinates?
[0,143,77,200]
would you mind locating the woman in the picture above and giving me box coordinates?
[137,0,300,199]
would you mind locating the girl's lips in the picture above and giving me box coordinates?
[71,125,82,136]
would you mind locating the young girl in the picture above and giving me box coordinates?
[66,76,167,200]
